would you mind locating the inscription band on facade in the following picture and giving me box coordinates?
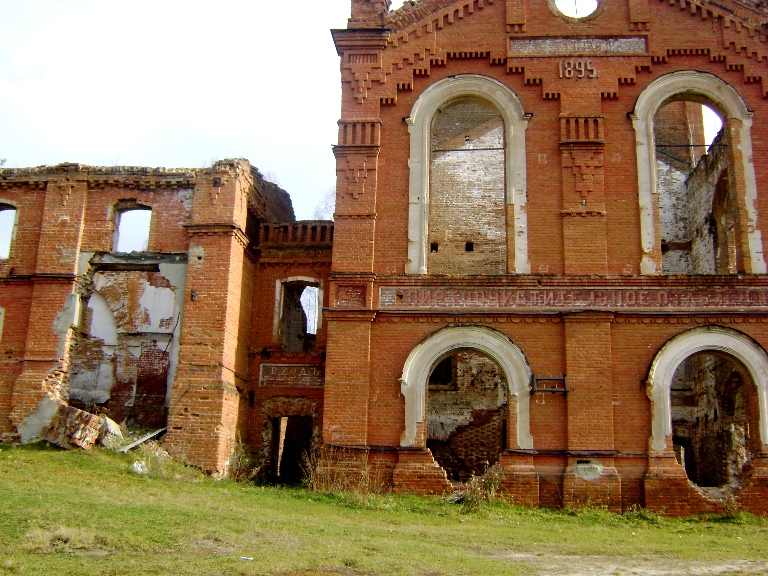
[379,287,768,312]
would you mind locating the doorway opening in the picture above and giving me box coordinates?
[270,415,313,484]
[670,351,759,490]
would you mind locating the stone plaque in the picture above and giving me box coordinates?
[336,284,367,307]
[509,37,647,56]
[259,364,325,388]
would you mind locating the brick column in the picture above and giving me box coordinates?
[322,309,374,447]
[165,162,252,474]
[563,312,621,510]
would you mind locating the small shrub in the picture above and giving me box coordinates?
[622,504,662,525]
[24,527,109,554]
[131,441,202,481]
[447,464,501,513]
[227,439,258,482]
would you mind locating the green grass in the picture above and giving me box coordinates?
[1,442,767,575]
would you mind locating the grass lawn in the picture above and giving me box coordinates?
[1,442,767,575]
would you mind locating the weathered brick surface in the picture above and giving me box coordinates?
[4,0,768,515]
[324,0,768,513]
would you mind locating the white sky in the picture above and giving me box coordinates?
[0,0,722,225]
[0,1,405,220]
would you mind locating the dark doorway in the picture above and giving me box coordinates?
[271,415,313,484]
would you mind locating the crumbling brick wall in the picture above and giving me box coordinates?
[427,350,507,481]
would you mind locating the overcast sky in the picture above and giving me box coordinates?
[0,0,406,219]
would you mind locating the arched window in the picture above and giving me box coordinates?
[114,203,152,252]
[405,75,531,275]
[631,71,765,275]
[0,204,18,259]
[647,326,768,456]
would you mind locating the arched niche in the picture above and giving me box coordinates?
[631,70,765,275]
[405,74,531,275]
[647,325,768,452]
[399,325,533,449]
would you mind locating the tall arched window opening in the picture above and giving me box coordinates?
[114,204,152,252]
[0,204,18,259]
[405,75,531,275]
[632,71,765,275]
[654,100,736,274]
[429,99,506,274]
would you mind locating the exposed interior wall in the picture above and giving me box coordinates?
[671,352,758,490]
[428,99,506,275]
[427,349,508,481]
[68,261,187,428]
[686,132,740,274]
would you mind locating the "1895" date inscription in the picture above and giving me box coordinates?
[558,58,598,79]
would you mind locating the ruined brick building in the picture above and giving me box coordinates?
[4,0,768,515]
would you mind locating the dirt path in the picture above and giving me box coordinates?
[499,553,768,575]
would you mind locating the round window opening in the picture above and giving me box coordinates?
[553,0,600,19]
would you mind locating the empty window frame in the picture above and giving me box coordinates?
[274,278,322,353]
[0,204,18,259]
[632,71,766,275]
[114,204,152,252]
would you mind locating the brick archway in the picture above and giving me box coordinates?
[260,396,321,478]
[399,325,532,449]
[647,325,768,453]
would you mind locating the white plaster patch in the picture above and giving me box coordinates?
[88,292,118,346]
[57,246,78,266]
[77,252,95,275]
[53,293,81,358]
[138,283,176,332]
[18,396,61,443]
[189,245,205,268]
[573,460,604,481]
